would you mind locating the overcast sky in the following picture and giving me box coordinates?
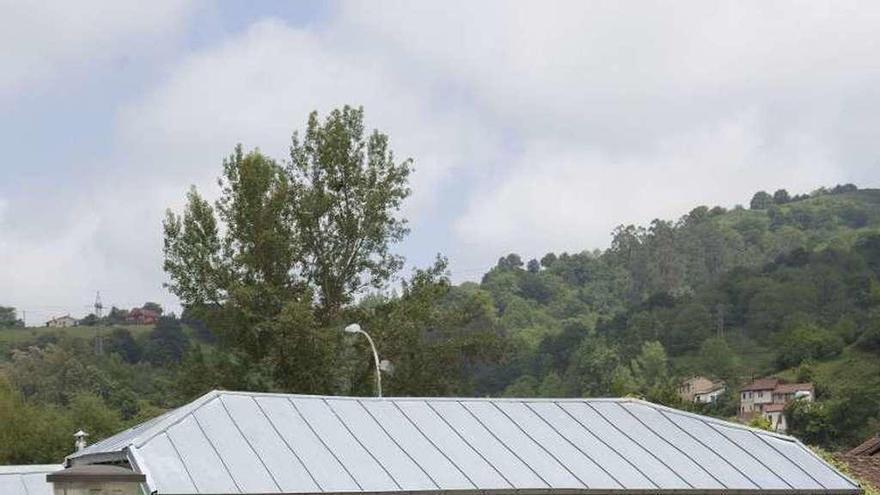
[2,1,879,324]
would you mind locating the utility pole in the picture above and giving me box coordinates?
[94,291,104,355]
[94,291,103,319]
[716,303,725,338]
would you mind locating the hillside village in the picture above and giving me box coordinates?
[678,375,814,432]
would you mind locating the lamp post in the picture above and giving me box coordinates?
[344,323,384,398]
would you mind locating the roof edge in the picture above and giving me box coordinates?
[155,488,863,495]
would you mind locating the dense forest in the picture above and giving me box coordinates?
[1,107,879,464]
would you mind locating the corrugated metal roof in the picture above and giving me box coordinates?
[0,465,61,495]
[68,391,861,495]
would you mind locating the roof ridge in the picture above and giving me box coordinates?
[215,390,638,403]
[130,390,223,449]
[68,390,224,460]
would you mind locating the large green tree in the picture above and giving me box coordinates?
[290,106,411,319]
[163,106,411,393]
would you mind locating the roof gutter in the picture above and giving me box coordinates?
[155,489,863,495]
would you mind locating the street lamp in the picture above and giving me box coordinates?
[344,323,387,397]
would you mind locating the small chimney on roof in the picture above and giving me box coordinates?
[74,430,89,452]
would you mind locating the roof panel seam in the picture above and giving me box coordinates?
[792,438,860,488]
[522,402,624,490]
[127,445,160,495]
[323,398,402,490]
[654,409,761,489]
[749,431,827,490]
[218,395,283,493]
[357,401,441,490]
[584,402,694,489]
[191,412,243,493]
[164,431,201,493]
[287,398,363,491]
[554,402,659,490]
[18,474,29,495]
[132,391,222,450]
[391,401,477,490]
[703,423,793,490]
[616,403,727,489]
[489,401,589,489]
[459,401,551,488]
[252,397,323,492]
[424,401,515,489]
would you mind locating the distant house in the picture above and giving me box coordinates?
[45,315,77,328]
[773,382,814,403]
[739,377,779,415]
[739,377,813,432]
[678,376,726,404]
[125,308,159,325]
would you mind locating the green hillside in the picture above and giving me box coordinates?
[0,325,153,347]
[471,186,880,448]
[2,184,879,465]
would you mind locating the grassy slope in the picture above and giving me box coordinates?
[0,324,154,344]
[776,345,880,392]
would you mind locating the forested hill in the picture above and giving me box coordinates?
[2,179,879,465]
[480,185,880,350]
[473,185,880,448]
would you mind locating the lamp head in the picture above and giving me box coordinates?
[344,323,362,334]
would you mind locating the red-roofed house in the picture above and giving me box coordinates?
[126,307,159,325]
[773,382,815,403]
[739,378,814,432]
[739,378,779,416]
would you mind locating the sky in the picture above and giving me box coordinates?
[2,1,879,324]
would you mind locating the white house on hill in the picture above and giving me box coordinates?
[45,315,77,328]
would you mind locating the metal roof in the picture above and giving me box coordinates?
[0,465,62,495]
[68,391,860,495]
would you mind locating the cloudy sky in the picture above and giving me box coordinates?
[2,1,879,323]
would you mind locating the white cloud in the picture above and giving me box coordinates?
[453,110,842,263]
[4,1,880,318]
[116,18,502,219]
[331,1,879,271]
[0,0,197,95]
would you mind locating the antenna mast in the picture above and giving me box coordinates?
[94,291,103,319]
